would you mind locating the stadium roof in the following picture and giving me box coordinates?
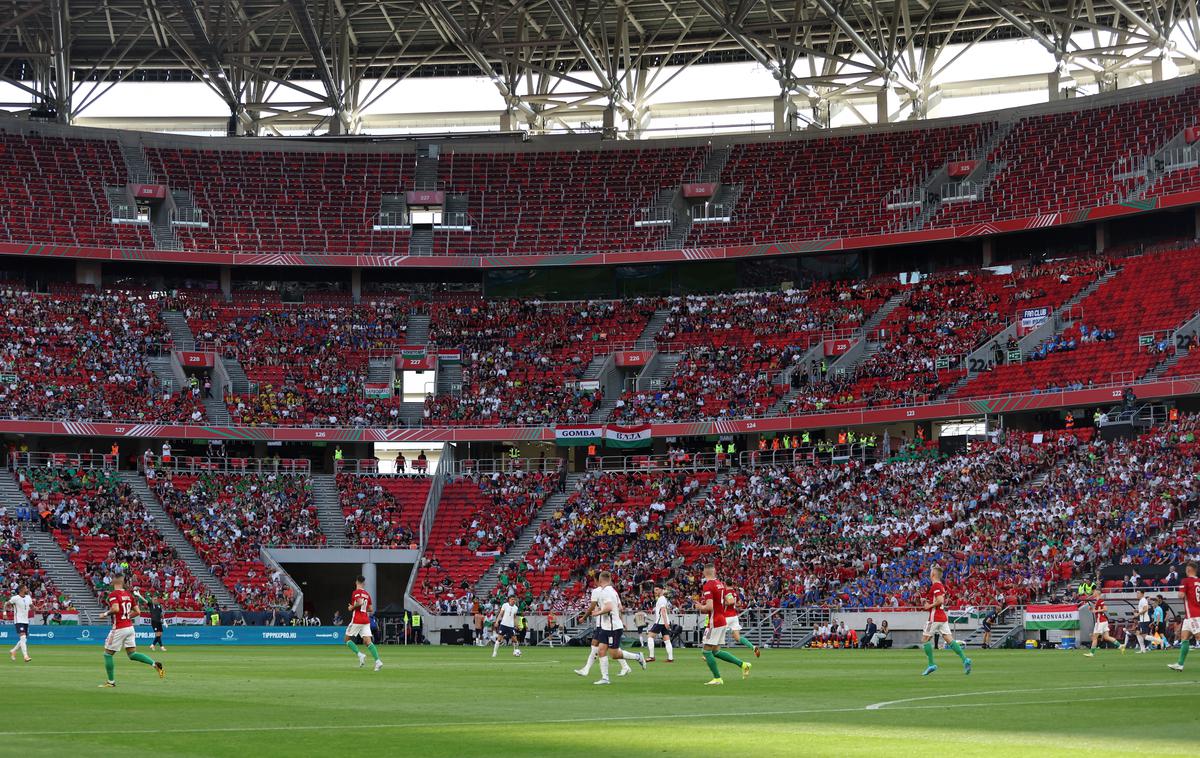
[2,0,1199,135]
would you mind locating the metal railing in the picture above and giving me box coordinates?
[885,186,923,209]
[419,443,453,549]
[139,455,312,475]
[9,451,116,470]
[585,452,722,472]
[941,179,986,201]
[691,202,733,221]
[170,206,208,227]
[454,456,564,476]
[258,547,304,616]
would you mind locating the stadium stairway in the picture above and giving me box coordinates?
[117,471,241,609]
[366,357,396,388]
[203,397,231,425]
[1143,308,1200,379]
[147,355,181,393]
[400,402,426,426]
[640,354,681,391]
[0,472,104,622]
[636,309,671,345]
[310,474,347,548]
[436,362,462,396]
[406,311,430,345]
[581,355,608,382]
[962,610,1023,649]
[472,471,585,599]
[161,311,196,350]
[588,397,618,424]
[222,358,251,396]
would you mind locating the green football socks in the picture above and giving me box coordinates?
[103,653,115,681]
[715,650,744,667]
[346,640,360,655]
[366,643,381,662]
[923,642,935,666]
[130,652,156,666]
[703,651,721,678]
[1178,640,1190,667]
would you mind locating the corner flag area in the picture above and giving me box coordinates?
[1,647,1194,756]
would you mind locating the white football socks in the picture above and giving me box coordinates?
[598,656,610,680]
[581,646,597,674]
[664,638,673,660]
[647,638,655,658]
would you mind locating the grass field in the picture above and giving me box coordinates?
[1,644,1197,757]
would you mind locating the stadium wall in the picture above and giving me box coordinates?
[1,626,344,646]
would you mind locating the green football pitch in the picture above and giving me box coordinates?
[0,645,1196,757]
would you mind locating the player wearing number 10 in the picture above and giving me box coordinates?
[345,575,383,671]
[99,574,165,688]
[1168,560,1200,672]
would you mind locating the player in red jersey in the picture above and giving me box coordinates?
[725,587,761,658]
[345,575,383,671]
[695,564,750,685]
[920,565,971,676]
[99,574,164,688]
[1169,561,1200,672]
[1082,591,1121,657]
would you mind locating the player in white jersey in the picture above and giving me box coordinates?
[492,596,522,657]
[645,586,674,662]
[6,585,32,662]
[589,571,646,685]
[1126,590,1150,653]
[574,580,633,678]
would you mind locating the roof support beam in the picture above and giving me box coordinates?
[285,0,349,132]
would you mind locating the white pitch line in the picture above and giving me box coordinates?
[864,680,1196,710]
[0,682,1193,738]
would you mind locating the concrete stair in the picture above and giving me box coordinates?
[118,141,155,183]
[0,472,104,621]
[642,354,680,390]
[117,472,240,609]
[474,472,584,599]
[582,355,608,381]
[589,397,619,424]
[149,212,181,250]
[406,312,431,345]
[437,362,463,396]
[222,358,250,395]
[637,309,670,345]
[310,474,346,548]
[203,397,231,425]
[399,402,426,426]
[409,227,433,255]
[863,291,908,332]
[146,356,180,393]
[161,311,196,350]
[367,357,395,387]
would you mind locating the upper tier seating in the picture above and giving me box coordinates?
[834,258,1106,407]
[425,298,658,426]
[957,247,1200,397]
[4,85,1200,259]
[0,131,152,249]
[188,298,411,426]
[0,285,203,423]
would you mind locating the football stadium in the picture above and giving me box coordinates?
[0,1,1199,755]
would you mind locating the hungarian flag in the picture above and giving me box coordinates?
[604,424,652,448]
[1024,604,1080,630]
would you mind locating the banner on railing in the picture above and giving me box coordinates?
[1024,604,1080,630]
[605,424,652,448]
[1018,306,1051,336]
[554,425,603,446]
[565,380,600,392]
[364,382,393,399]
[436,350,462,363]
